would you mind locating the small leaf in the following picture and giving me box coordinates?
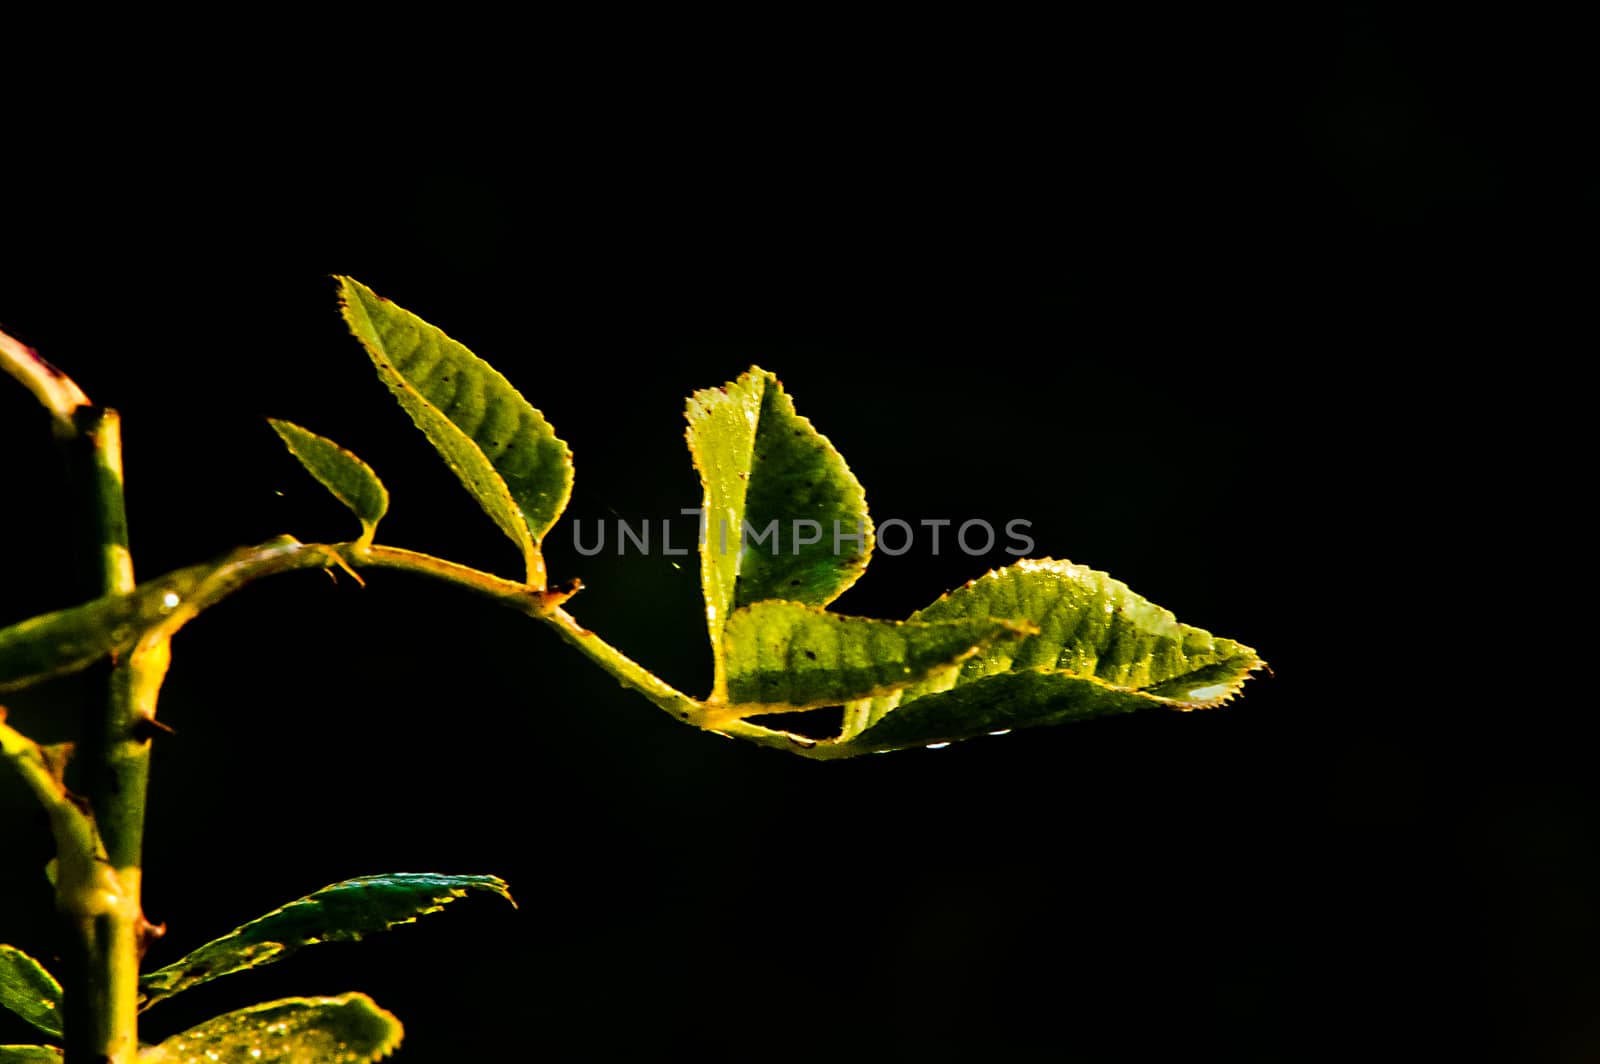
[836,558,1264,751]
[0,946,62,1040]
[718,600,1027,714]
[685,368,873,695]
[0,1046,62,1062]
[139,993,401,1064]
[267,420,388,549]
[140,873,514,1010]
[338,277,572,586]
[0,566,211,692]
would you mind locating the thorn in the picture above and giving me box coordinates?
[136,914,167,960]
[131,715,176,741]
[40,743,75,787]
[535,578,582,611]
[328,551,366,587]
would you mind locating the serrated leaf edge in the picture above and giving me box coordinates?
[337,277,570,587]
[139,874,514,1010]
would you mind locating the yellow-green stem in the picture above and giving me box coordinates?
[63,406,145,1064]
[124,539,842,757]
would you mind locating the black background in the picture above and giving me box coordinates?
[0,9,1581,1062]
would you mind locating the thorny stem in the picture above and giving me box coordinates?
[63,405,146,1064]
[364,544,863,757]
[62,537,848,759]
[0,327,857,1061]
[120,539,712,725]
[1,333,166,1061]
[322,544,860,757]
[288,544,846,756]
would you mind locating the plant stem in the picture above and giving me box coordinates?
[77,539,830,753]
[2,335,151,1060]
[62,406,146,1064]
[2,531,849,820]
[127,540,709,726]
[0,328,89,435]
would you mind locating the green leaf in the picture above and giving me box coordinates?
[267,420,388,549]
[0,946,61,1040]
[912,559,1261,695]
[0,1046,62,1062]
[140,873,514,1010]
[846,670,1177,750]
[0,566,211,692]
[685,368,872,694]
[837,558,1264,751]
[337,276,572,586]
[139,993,401,1064]
[718,600,1027,714]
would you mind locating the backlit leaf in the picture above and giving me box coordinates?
[685,368,872,695]
[0,1046,61,1062]
[139,993,401,1064]
[338,277,572,586]
[139,873,514,1010]
[718,600,1027,714]
[845,670,1175,750]
[0,946,61,1039]
[835,558,1264,751]
[267,420,388,549]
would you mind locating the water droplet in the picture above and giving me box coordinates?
[925,741,951,750]
[1186,683,1229,701]
[160,590,182,611]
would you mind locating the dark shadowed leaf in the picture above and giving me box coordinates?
[140,874,513,1010]
[846,670,1173,750]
